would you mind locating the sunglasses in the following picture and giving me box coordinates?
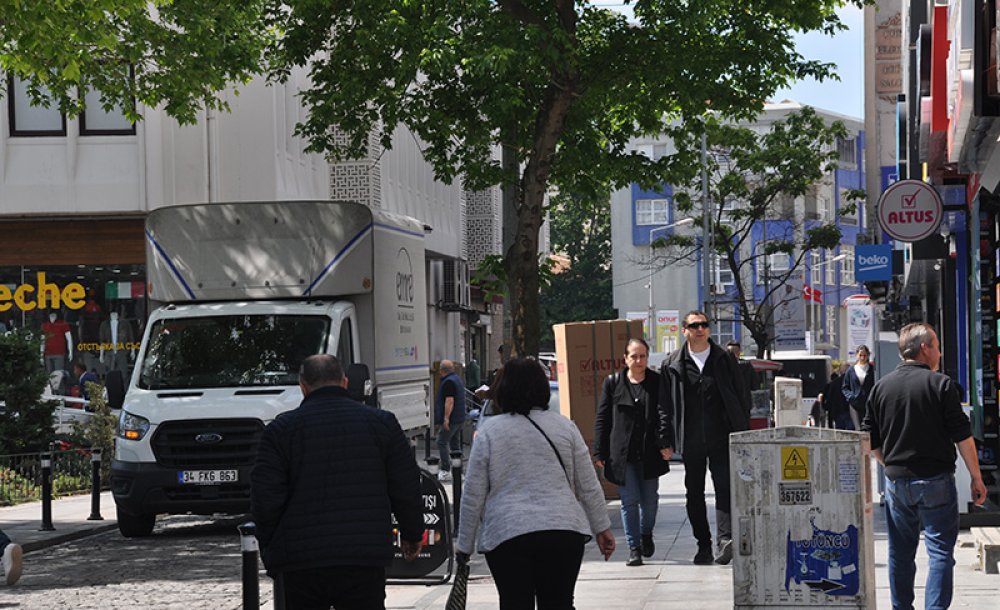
[686,322,710,329]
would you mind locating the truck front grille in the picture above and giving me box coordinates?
[151,419,264,468]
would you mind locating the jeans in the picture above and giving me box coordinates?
[619,460,660,551]
[0,527,9,555]
[485,530,585,610]
[437,423,463,470]
[682,441,731,545]
[884,473,959,610]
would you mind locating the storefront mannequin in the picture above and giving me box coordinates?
[99,310,134,374]
[79,290,103,376]
[42,312,73,373]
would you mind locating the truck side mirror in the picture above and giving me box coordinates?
[346,363,371,403]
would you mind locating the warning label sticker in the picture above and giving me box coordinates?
[781,446,809,480]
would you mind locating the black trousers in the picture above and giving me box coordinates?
[682,440,731,545]
[484,530,586,610]
[278,565,386,610]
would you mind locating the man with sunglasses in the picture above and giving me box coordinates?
[660,311,751,565]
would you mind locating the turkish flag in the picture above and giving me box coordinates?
[803,286,823,304]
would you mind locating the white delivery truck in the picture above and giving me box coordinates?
[111,201,431,537]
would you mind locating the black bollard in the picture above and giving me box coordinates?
[88,448,104,521]
[450,449,463,532]
[40,450,55,531]
[424,427,432,462]
[237,522,260,610]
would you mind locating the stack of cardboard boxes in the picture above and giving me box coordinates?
[554,319,644,499]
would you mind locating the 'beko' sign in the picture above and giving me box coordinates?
[855,244,893,281]
[877,180,943,242]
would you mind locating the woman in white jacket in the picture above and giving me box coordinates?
[455,357,615,609]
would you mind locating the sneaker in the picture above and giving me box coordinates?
[626,547,643,567]
[715,538,733,565]
[3,543,22,586]
[641,534,655,558]
[693,542,714,565]
[437,470,452,482]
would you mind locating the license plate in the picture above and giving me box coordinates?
[177,470,238,485]
[778,481,812,505]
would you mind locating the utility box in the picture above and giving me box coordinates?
[773,376,805,428]
[554,319,644,499]
[730,427,875,609]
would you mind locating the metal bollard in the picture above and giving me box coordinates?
[424,427,432,462]
[450,449,463,532]
[237,522,260,610]
[40,450,55,531]
[88,448,104,521]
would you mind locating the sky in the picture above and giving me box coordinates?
[592,3,866,120]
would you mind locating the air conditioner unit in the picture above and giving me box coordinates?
[440,259,471,310]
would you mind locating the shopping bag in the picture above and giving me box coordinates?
[445,560,469,610]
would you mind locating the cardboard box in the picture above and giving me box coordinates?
[554,319,644,499]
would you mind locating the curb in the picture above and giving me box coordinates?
[21,523,119,553]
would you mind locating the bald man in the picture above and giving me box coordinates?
[436,359,468,481]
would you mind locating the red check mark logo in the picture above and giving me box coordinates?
[901,190,920,209]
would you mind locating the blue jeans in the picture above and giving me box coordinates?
[619,461,660,551]
[884,473,959,610]
[437,423,463,470]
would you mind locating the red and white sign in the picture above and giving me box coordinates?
[877,180,943,242]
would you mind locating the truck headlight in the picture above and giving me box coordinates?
[118,410,151,441]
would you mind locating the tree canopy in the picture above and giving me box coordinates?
[651,106,858,357]
[0,0,865,356]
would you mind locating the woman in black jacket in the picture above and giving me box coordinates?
[842,345,875,430]
[593,338,674,567]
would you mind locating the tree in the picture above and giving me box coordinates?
[649,107,858,358]
[1,0,864,356]
[0,330,55,453]
[539,190,614,348]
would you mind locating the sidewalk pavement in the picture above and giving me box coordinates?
[1,468,996,608]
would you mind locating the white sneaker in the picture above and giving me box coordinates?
[3,543,22,586]
[437,470,452,482]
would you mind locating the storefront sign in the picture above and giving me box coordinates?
[855,244,893,281]
[0,272,85,312]
[877,180,943,242]
[655,310,680,353]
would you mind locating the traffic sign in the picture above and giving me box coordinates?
[877,180,943,242]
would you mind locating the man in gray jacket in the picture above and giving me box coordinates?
[661,311,750,565]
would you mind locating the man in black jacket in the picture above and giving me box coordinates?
[862,323,986,610]
[251,355,424,609]
[661,311,750,566]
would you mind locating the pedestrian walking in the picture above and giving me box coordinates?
[594,337,674,567]
[661,311,750,565]
[250,354,424,610]
[862,323,987,610]
[456,358,615,609]
[821,365,852,429]
[1,528,23,585]
[842,345,874,430]
[436,359,467,482]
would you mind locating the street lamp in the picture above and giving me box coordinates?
[647,217,696,350]
[809,252,848,353]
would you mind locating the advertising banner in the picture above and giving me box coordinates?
[855,244,893,282]
[626,311,649,340]
[845,296,874,358]
[774,274,806,351]
[655,310,680,353]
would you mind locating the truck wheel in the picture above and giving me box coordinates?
[116,507,155,537]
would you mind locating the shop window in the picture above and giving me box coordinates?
[8,75,66,136]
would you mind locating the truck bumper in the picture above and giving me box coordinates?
[111,460,253,516]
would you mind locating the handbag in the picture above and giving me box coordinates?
[445,559,469,610]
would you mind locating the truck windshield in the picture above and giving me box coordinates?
[139,314,331,390]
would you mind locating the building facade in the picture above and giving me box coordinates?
[611,102,867,358]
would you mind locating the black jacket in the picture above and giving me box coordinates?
[250,385,423,574]
[661,340,751,453]
[593,368,673,485]
[842,364,875,414]
[862,361,972,479]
